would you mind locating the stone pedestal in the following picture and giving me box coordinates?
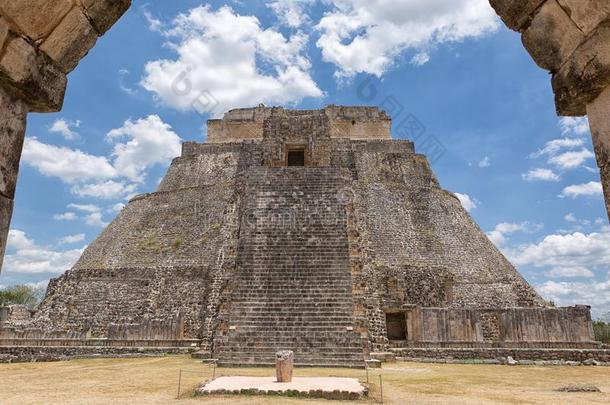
[586,85,610,221]
[275,350,294,383]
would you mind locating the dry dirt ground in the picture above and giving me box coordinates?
[0,356,609,404]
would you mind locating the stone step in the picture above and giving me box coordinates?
[231,281,353,286]
[216,360,365,369]
[232,294,354,300]
[216,355,364,365]
[233,281,352,285]
[228,324,354,330]
[230,305,355,311]
[215,168,363,367]
[232,285,352,290]
[230,298,353,304]
[234,275,351,279]
[229,317,354,323]
[226,318,354,323]
[217,341,364,349]
[216,352,364,360]
[231,292,352,297]
[233,287,352,293]
[221,330,362,337]
[216,350,364,359]
[231,305,354,311]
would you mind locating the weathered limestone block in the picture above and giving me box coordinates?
[489,0,546,31]
[0,86,28,199]
[557,0,610,35]
[0,17,9,49]
[275,350,294,382]
[0,86,26,273]
[553,22,610,116]
[81,0,132,34]
[40,8,98,73]
[586,86,610,220]
[0,37,67,111]
[0,195,12,271]
[522,0,584,71]
[0,0,73,41]
[1,305,32,324]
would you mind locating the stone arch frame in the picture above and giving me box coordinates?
[0,0,608,273]
[0,0,132,272]
[490,0,610,219]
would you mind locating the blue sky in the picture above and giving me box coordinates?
[1,1,608,317]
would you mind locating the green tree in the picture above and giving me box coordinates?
[593,312,610,344]
[0,284,45,309]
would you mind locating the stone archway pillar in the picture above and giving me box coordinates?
[587,87,610,212]
[0,87,28,271]
[490,0,610,220]
[0,0,131,272]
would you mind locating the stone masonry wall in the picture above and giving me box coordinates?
[344,139,547,348]
[207,106,391,144]
[27,146,243,341]
[409,306,594,343]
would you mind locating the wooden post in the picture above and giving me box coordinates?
[176,369,182,399]
[275,350,294,383]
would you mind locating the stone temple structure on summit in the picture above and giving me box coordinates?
[0,106,602,366]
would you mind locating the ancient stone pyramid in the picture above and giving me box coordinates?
[4,106,594,367]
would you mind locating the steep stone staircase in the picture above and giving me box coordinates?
[214,167,365,367]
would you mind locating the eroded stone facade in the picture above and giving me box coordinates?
[0,106,598,365]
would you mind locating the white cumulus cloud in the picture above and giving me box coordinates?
[478,156,490,168]
[141,5,323,116]
[23,115,180,203]
[560,181,603,199]
[59,234,85,245]
[530,138,584,158]
[316,0,499,77]
[505,228,610,315]
[559,116,590,136]
[49,119,81,140]
[22,138,117,183]
[53,212,77,221]
[544,267,595,278]
[508,229,610,270]
[454,192,478,212]
[486,222,542,247]
[85,212,108,227]
[67,203,101,213]
[107,115,182,183]
[109,203,126,213]
[548,148,594,170]
[3,230,83,274]
[268,0,316,27]
[71,181,138,200]
[522,168,560,182]
[537,276,610,317]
